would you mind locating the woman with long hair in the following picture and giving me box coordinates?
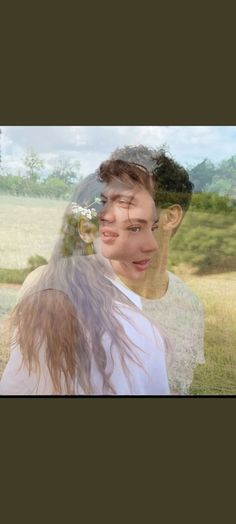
[0,160,171,395]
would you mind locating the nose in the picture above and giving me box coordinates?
[141,231,158,254]
[99,201,115,223]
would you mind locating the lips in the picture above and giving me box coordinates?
[132,259,151,271]
[100,227,119,243]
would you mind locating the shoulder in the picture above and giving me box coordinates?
[167,271,204,313]
[107,276,143,309]
[19,265,48,299]
[113,301,166,354]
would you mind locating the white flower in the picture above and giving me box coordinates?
[71,203,79,214]
[70,201,97,221]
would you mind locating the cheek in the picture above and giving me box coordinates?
[101,237,135,260]
[116,237,141,260]
[100,237,123,258]
[125,239,140,255]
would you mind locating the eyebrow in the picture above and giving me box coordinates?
[100,192,158,225]
[100,192,134,202]
[122,218,159,225]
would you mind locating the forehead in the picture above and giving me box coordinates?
[102,179,135,198]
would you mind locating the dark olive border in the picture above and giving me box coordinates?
[1,3,234,507]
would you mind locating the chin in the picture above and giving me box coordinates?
[101,250,117,261]
[118,267,147,282]
[100,245,112,258]
[130,272,147,281]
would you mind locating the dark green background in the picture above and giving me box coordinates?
[0,2,235,520]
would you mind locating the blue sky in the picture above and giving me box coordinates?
[1,126,236,178]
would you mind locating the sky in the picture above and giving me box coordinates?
[1,126,236,178]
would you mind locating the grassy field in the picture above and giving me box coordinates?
[0,272,235,394]
[0,195,67,268]
[0,195,235,394]
[0,285,19,318]
[1,194,235,273]
[186,271,236,395]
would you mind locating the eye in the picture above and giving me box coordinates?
[152,225,159,231]
[118,199,130,206]
[128,226,142,233]
[100,199,107,206]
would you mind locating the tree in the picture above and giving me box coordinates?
[189,159,215,192]
[43,177,69,198]
[204,177,233,196]
[49,156,81,185]
[203,156,236,197]
[27,254,48,271]
[217,155,236,177]
[23,149,44,182]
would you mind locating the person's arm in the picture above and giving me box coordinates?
[17,265,47,302]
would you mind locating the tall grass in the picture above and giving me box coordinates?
[1,272,235,394]
[0,196,235,394]
[185,272,236,395]
[0,195,67,268]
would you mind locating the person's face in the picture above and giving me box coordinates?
[98,180,159,280]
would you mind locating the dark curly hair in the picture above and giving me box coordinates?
[151,150,194,211]
[109,145,194,212]
[97,159,154,196]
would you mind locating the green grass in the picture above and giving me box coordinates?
[1,272,235,394]
[1,196,235,274]
[185,272,236,395]
[0,267,30,284]
[0,196,235,394]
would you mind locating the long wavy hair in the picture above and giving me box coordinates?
[9,160,170,394]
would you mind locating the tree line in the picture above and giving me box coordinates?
[0,150,82,199]
[188,156,236,197]
[0,150,236,211]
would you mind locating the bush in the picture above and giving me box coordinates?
[0,268,30,284]
[27,254,48,271]
[191,192,236,213]
[169,210,236,274]
[0,254,48,284]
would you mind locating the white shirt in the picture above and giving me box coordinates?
[0,282,170,396]
[112,272,205,395]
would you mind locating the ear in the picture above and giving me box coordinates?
[79,218,97,244]
[160,204,183,233]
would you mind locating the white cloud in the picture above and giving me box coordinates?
[1,126,236,177]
